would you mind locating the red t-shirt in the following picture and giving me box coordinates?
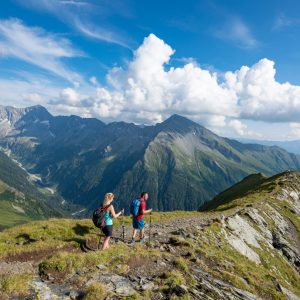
[136,199,146,220]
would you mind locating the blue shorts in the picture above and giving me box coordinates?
[133,218,145,229]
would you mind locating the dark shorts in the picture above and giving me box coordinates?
[133,218,145,229]
[101,225,113,237]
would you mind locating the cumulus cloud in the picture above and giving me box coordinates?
[0,18,83,83]
[228,119,261,137]
[2,31,299,140]
[225,58,300,122]
[50,33,300,135]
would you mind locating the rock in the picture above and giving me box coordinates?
[173,284,188,296]
[244,208,272,242]
[190,257,200,264]
[141,282,155,291]
[272,233,300,272]
[289,191,299,202]
[69,290,80,300]
[225,232,261,264]
[47,274,55,282]
[170,230,182,235]
[128,275,140,282]
[182,251,193,257]
[223,215,263,263]
[279,285,300,300]
[110,275,136,297]
[264,204,290,235]
[233,288,261,300]
[96,264,107,270]
[157,260,167,267]
[193,268,262,300]
[75,269,84,276]
[166,245,176,253]
[226,215,263,248]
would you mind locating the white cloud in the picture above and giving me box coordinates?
[100,34,238,120]
[89,76,98,86]
[0,76,62,108]
[73,19,131,49]
[17,0,132,49]
[22,93,43,104]
[273,13,300,30]
[0,18,83,83]
[59,0,89,6]
[49,34,300,131]
[1,32,300,141]
[228,120,248,135]
[214,17,258,49]
[60,88,80,105]
[225,58,300,122]
[289,123,300,139]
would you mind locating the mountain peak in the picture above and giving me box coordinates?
[156,114,209,136]
[163,114,194,123]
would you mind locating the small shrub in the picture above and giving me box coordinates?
[163,270,186,289]
[83,282,109,300]
[0,273,32,297]
[174,257,188,273]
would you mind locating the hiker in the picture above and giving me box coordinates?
[130,192,152,244]
[100,192,124,250]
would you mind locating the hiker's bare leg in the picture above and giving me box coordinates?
[102,236,110,250]
[140,229,144,239]
[132,229,137,239]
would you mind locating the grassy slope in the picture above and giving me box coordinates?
[0,151,63,230]
[0,172,299,299]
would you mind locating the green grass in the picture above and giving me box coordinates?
[174,257,189,273]
[83,282,110,300]
[0,273,33,298]
[0,200,32,230]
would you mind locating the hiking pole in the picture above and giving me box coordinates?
[148,212,152,246]
[121,208,125,242]
[97,234,102,250]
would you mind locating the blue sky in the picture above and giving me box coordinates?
[0,0,300,140]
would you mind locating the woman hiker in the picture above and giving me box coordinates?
[101,192,124,250]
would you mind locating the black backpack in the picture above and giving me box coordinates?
[92,204,111,229]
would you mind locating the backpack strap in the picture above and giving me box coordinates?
[100,203,112,211]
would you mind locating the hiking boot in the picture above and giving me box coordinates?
[129,239,135,245]
[139,238,145,243]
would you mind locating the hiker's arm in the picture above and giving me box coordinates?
[143,208,153,214]
[110,206,123,218]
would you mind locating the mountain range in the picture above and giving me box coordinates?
[1,104,300,217]
[237,138,300,155]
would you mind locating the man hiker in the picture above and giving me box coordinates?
[130,192,152,244]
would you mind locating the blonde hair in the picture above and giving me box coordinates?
[102,192,114,207]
